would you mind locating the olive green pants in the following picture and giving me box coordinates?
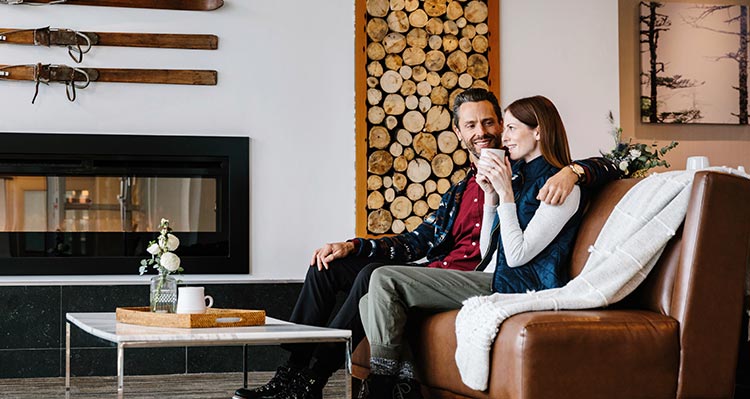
[359,265,494,363]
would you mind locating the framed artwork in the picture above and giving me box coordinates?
[355,0,499,236]
[640,1,749,124]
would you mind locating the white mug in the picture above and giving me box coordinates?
[686,156,710,171]
[479,148,505,166]
[176,286,214,314]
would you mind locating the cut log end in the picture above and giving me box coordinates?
[407,157,432,182]
[367,208,393,234]
[368,150,394,175]
[405,215,423,232]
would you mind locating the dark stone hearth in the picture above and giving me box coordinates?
[0,349,60,378]
[0,286,61,350]
[0,283,302,378]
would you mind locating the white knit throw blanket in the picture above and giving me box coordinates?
[454,169,700,391]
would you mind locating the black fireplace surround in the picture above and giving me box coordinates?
[0,133,249,275]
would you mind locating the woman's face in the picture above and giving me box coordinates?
[502,110,542,162]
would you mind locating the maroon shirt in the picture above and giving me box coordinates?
[426,174,484,271]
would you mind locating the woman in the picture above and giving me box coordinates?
[357,95,587,399]
[476,95,582,292]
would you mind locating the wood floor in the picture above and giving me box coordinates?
[0,371,350,399]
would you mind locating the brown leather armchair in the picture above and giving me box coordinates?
[352,171,750,399]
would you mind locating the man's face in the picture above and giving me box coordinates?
[453,100,503,161]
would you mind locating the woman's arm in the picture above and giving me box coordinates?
[499,186,581,267]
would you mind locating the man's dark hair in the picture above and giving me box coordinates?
[451,88,503,128]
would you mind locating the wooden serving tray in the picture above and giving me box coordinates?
[116,307,266,328]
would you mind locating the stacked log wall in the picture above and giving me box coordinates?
[357,0,499,236]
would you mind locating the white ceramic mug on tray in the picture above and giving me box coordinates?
[176,286,214,314]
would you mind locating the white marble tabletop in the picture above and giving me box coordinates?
[66,312,351,347]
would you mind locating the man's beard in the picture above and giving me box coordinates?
[466,135,498,159]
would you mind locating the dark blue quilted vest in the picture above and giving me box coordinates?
[490,157,586,293]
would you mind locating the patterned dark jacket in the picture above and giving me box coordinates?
[353,170,473,263]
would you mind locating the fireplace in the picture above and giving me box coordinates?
[0,133,249,275]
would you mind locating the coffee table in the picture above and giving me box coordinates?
[65,312,352,398]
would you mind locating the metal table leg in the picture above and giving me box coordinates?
[117,343,125,398]
[65,322,71,391]
[243,344,248,388]
[345,337,352,399]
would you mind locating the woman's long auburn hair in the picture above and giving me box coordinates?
[504,96,571,169]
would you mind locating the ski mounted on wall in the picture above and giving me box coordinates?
[0,63,218,103]
[0,0,223,11]
[0,27,219,63]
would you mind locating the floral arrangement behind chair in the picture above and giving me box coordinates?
[602,111,678,178]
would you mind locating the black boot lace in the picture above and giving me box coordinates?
[254,366,293,393]
[392,382,412,399]
[393,379,422,399]
[286,370,322,399]
[356,378,370,399]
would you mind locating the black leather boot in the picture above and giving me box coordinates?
[357,375,423,399]
[391,378,423,399]
[280,368,326,399]
[357,374,398,399]
[233,366,297,399]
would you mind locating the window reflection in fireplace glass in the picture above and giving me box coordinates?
[0,176,216,233]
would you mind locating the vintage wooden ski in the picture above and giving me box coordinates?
[0,0,224,11]
[1,27,218,62]
[0,63,217,103]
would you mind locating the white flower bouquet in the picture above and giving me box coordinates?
[139,218,183,277]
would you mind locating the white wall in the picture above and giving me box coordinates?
[0,1,356,281]
[0,1,621,282]
[501,0,620,160]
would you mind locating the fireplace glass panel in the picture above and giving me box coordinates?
[0,176,217,233]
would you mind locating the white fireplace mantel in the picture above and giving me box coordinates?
[0,275,302,286]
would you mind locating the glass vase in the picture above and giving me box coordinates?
[150,274,177,313]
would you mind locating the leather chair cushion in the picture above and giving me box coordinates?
[413,309,680,399]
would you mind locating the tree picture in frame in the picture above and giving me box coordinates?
[640,1,748,124]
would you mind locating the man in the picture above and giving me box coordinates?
[233,89,619,399]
